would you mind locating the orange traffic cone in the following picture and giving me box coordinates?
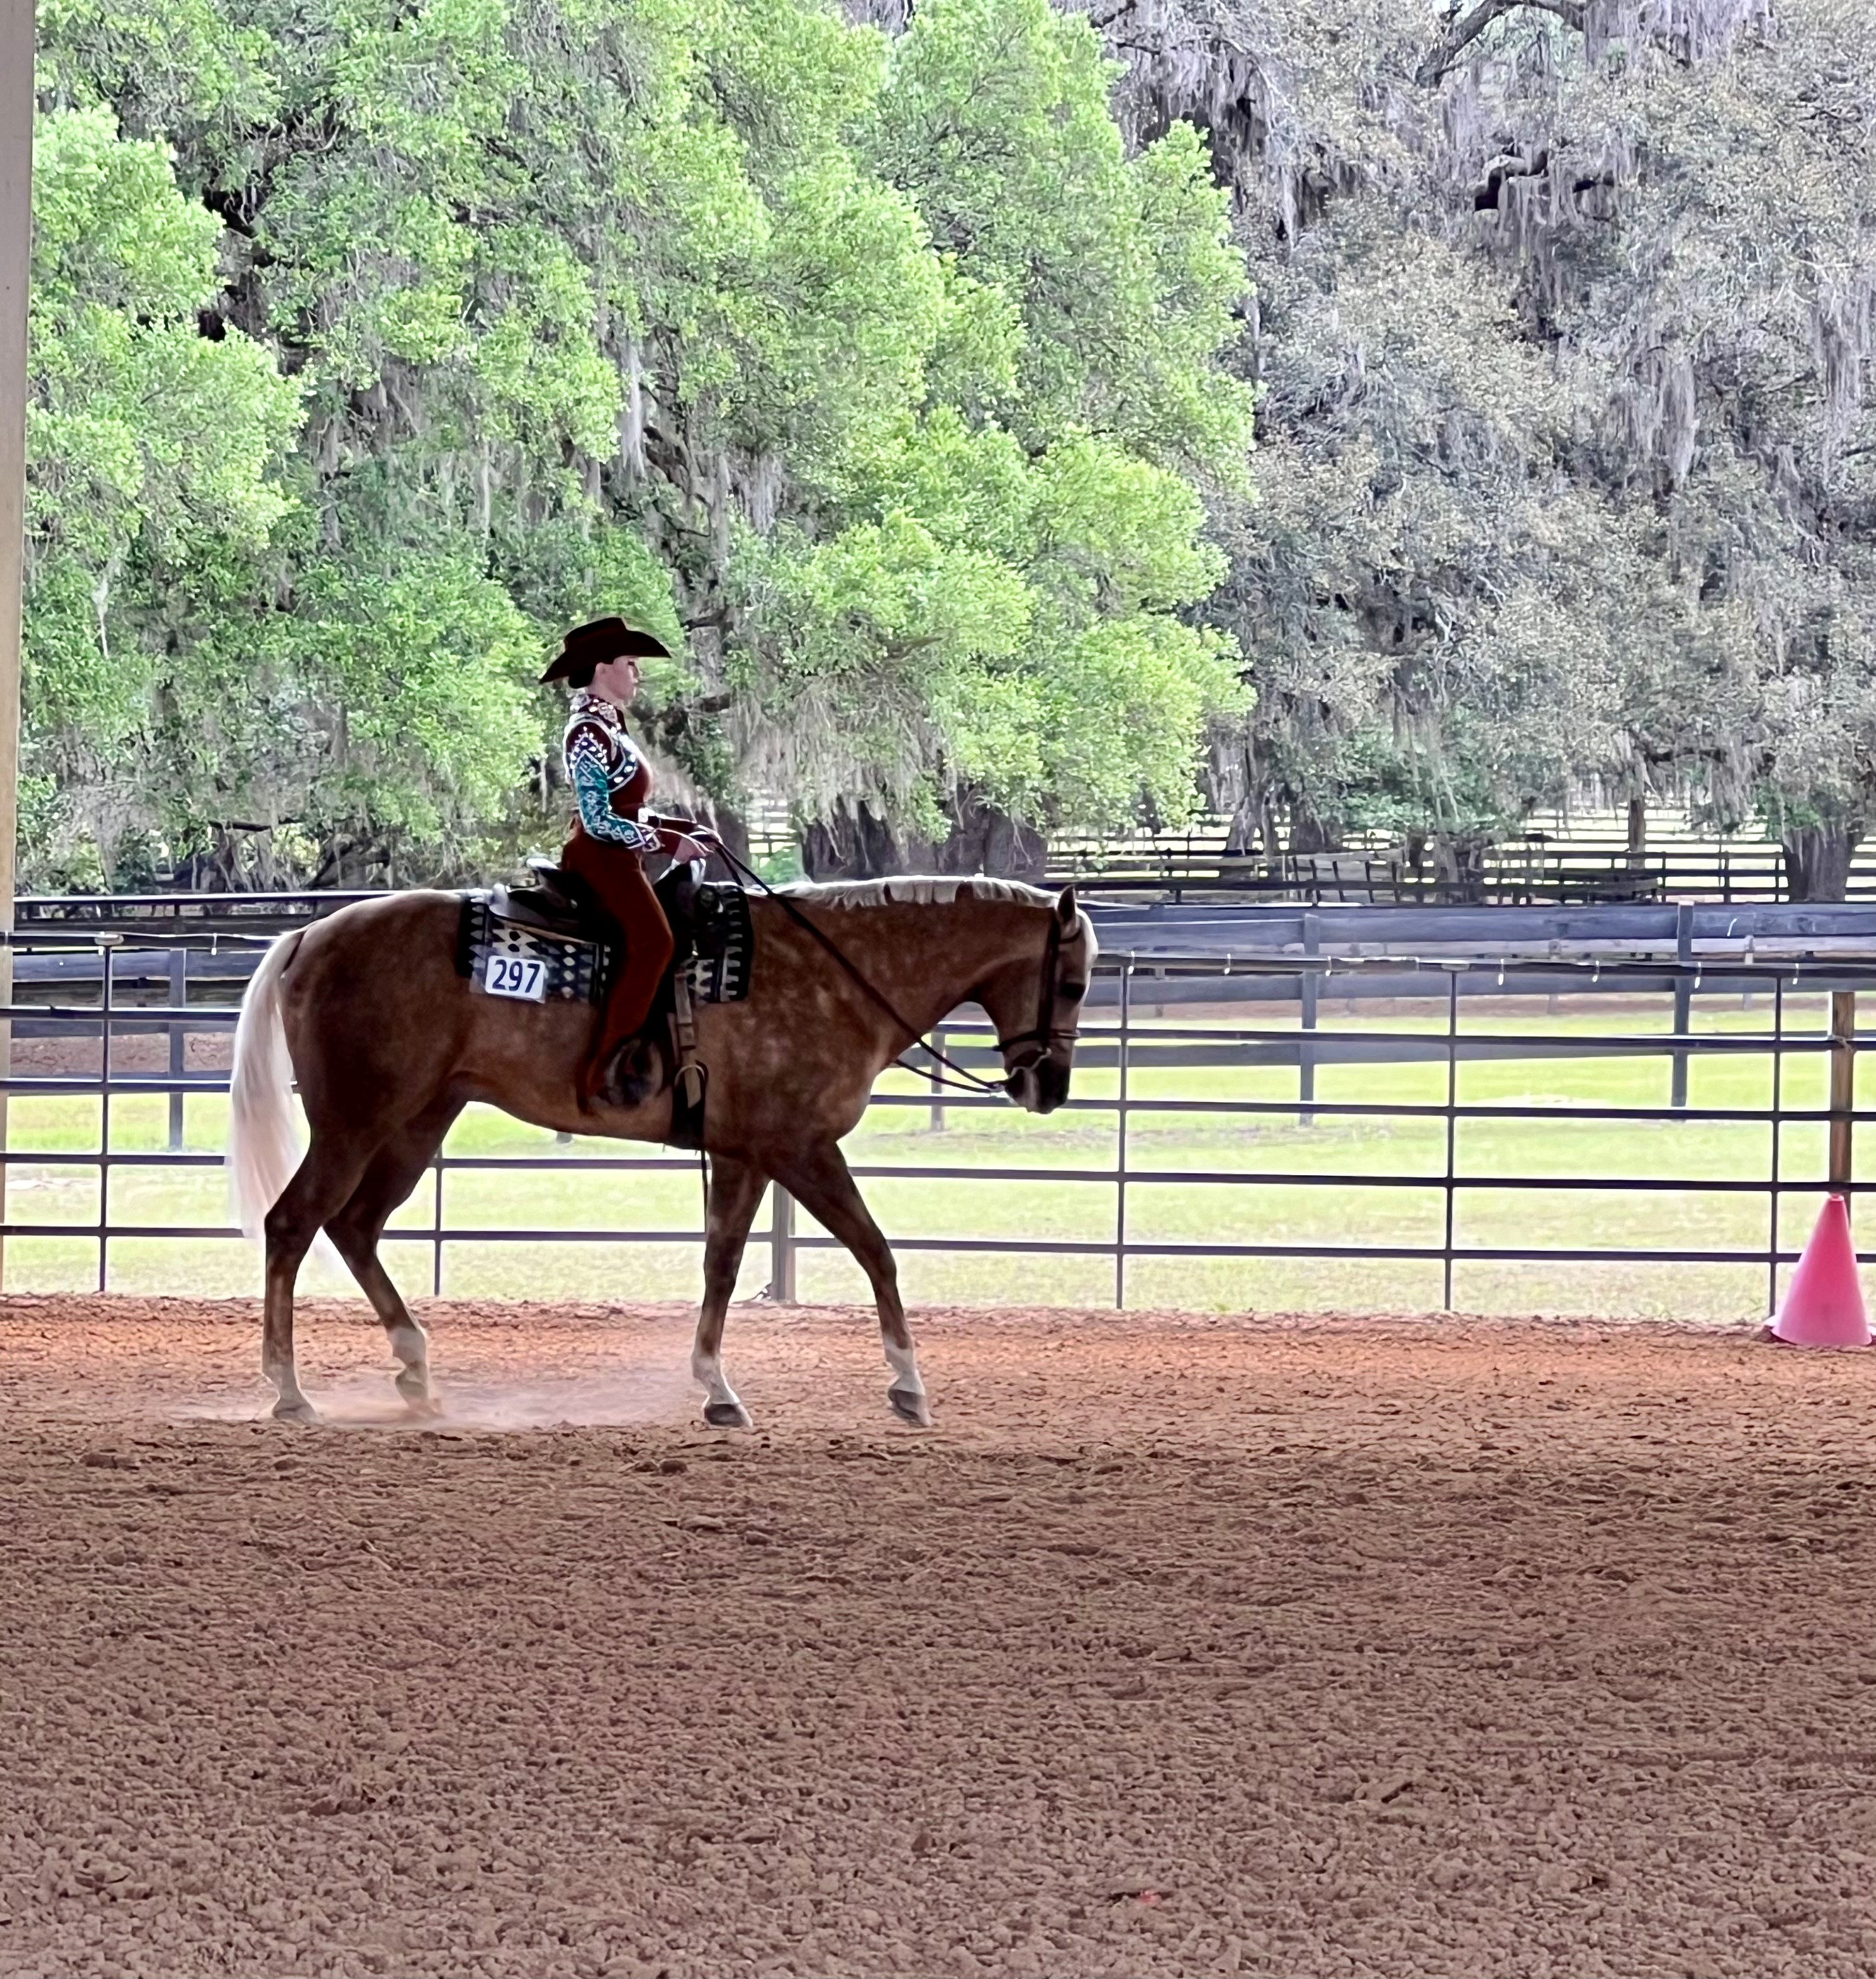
[1768,1195,1872,1347]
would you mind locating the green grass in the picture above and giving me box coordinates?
[0,990,1853,1320]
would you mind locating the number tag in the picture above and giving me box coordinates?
[483,952,548,1003]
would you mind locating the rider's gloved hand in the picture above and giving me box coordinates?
[656,824,714,865]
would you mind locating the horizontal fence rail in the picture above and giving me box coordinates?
[1,897,1873,1319]
[1042,847,1836,906]
[23,843,1876,916]
[30,799,1876,910]
[1034,809,1876,906]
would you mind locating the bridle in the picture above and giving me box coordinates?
[985,909,1088,1083]
[711,842,1083,1097]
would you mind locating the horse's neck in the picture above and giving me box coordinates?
[795,896,1028,1037]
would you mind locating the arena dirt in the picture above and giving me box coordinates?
[2,1296,1874,1979]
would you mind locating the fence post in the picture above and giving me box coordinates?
[97,933,119,1294]
[1671,901,1693,1109]
[1298,910,1319,1126]
[1115,959,1131,1310]
[1769,975,1785,1315]
[431,1142,445,1296]
[0,0,31,1296]
[770,1182,796,1303]
[0,938,7,1294]
[1443,965,1460,1311]
[1830,989,1856,1214]
[928,1025,945,1133]
[168,948,187,1152]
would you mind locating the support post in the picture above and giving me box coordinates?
[1769,975,1785,1316]
[1443,964,1460,1311]
[1830,989,1856,1214]
[96,935,117,1294]
[1671,900,1693,1110]
[167,949,187,1151]
[1298,909,1319,1127]
[769,1182,796,1303]
[431,1145,444,1296]
[1114,961,1130,1310]
[0,3,37,1289]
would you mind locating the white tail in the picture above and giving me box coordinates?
[227,931,334,1264]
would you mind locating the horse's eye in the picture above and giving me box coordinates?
[1060,979,1087,1002]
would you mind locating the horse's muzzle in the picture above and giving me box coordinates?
[1007,1058,1071,1115]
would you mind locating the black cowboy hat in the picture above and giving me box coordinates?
[539,617,672,686]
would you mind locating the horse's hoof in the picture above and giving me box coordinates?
[704,1400,753,1430]
[395,1369,438,1413]
[272,1397,318,1426]
[888,1386,932,1428]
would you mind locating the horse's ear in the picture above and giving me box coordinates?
[1054,883,1078,929]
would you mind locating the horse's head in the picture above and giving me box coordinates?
[979,885,1098,1115]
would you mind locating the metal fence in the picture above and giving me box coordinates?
[11,832,1861,914]
[1,899,1872,1317]
[1042,813,1876,905]
[1047,841,1856,905]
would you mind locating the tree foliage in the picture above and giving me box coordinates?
[33,0,1873,891]
[27,0,1252,885]
[1101,0,1875,890]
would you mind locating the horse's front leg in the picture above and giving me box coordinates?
[776,1141,930,1427]
[692,1153,770,1428]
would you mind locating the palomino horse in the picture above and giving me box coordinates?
[227,877,1096,1426]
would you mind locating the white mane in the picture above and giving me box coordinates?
[777,875,1054,909]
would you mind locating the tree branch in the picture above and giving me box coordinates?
[1417,0,1587,86]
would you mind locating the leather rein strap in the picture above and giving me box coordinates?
[710,842,1066,1097]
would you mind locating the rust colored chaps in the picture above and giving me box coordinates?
[558,823,675,1099]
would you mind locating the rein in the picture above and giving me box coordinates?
[708,842,1055,1096]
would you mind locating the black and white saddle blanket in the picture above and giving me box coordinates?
[454,864,754,1009]
[456,903,609,1004]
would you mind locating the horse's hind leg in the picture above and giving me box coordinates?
[776,1143,930,1428]
[690,1153,770,1429]
[263,1143,371,1422]
[326,1105,461,1414]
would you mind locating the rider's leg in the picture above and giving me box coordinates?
[558,829,675,1107]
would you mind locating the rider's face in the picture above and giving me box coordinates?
[588,653,642,708]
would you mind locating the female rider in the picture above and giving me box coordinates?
[541,618,714,1110]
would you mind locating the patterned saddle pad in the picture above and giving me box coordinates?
[455,879,753,1008]
[456,898,608,1004]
